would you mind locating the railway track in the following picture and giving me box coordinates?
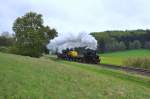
[98,63,150,76]
[47,55,150,76]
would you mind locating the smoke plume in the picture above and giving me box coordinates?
[47,32,97,53]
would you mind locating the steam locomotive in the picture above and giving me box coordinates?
[57,48,100,64]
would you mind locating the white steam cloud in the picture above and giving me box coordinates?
[47,32,97,53]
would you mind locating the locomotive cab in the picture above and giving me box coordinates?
[83,49,100,64]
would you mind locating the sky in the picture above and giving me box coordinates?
[0,0,150,34]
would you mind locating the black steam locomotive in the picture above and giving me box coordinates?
[57,48,100,64]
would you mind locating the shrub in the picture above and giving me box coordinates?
[0,45,22,55]
[0,46,9,53]
[123,57,150,69]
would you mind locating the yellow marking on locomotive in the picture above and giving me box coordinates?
[68,51,78,57]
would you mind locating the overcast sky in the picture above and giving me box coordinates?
[0,0,150,34]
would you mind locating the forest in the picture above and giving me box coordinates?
[92,30,150,53]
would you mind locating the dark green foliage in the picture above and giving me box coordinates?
[0,46,17,54]
[105,41,126,52]
[92,29,150,53]
[0,46,9,53]
[129,42,134,49]
[133,40,142,49]
[42,26,57,54]
[144,41,150,49]
[129,40,142,49]
[0,32,16,53]
[12,12,57,57]
[0,35,15,47]
[119,41,127,50]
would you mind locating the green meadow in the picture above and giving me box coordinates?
[100,49,150,66]
[0,52,150,99]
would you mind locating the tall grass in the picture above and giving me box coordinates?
[0,53,150,98]
[123,57,150,69]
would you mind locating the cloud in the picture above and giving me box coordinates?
[0,0,150,34]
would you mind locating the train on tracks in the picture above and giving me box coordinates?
[57,49,100,64]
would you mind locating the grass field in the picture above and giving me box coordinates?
[100,49,150,66]
[0,52,150,99]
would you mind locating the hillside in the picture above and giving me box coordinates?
[0,52,150,99]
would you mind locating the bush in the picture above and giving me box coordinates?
[0,46,9,53]
[7,46,20,54]
[0,45,22,55]
[123,57,150,69]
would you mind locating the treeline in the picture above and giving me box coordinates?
[0,32,15,46]
[92,30,150,53]
[0,32,15,53]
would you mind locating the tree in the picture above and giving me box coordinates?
[134,40,142,49]
[105,41,127,52]
[118,41,126,50]
[92,29,150,52]
[129,42,135,49]
[12,12,57,57]
[105,41,118,52]
[129,40,142,49]
[1,31,11,38]
[0,32,15,47]
[144,41,150,49]
[42,26,57,54]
